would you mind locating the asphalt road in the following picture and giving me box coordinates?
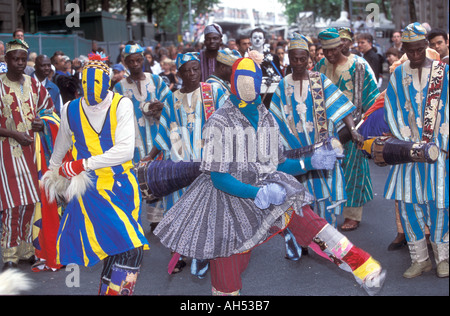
[2,160,448,299]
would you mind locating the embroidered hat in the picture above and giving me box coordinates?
[216,49,241,66]
[204,23,223,36]
[230,57,262,104]
[175,52,200,70]
[318,28,341,49]
[123,43,144,59]
[338,27,354,41]
[288,32,310,51]
[5,39,29,54]
[402,22,427,43]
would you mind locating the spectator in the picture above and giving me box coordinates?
[385,47,401,67]
[390,30,404,55]
[32,55,63,115]
[427,28,449,64]
[159,59,176,91]
[110,63,126,90]
[236,34,251,58]
[357,33,383,84]
[144,50,162,74]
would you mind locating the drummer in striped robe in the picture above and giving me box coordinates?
[270,33,359,227]
[152,52,227,274]
[43,53,149,295]
[315,28,380,231]
[113,43,172,231]
[0,39,53,271]
[383,23,449,278]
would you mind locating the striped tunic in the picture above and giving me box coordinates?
[383,60,449,208]
[315,54,380,207]
[56,93,149,267]
[269,72,355,219]
[153,84,227,210]
[0,74,53,211]
[114,73,172,164]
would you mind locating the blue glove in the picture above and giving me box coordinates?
[311,147,338,170]
[254,183,287,209]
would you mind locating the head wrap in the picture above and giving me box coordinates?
[123,43,144,59]
[338,27,354,41]
[318,28,341,49]
[82,52,111,106]
[288,33,310,51]
[204,23,223,36]
[216,49,241,66]
[402,22,427,43]
[230,57,262,105]
[175,52,200,70]
[5,39,29,54]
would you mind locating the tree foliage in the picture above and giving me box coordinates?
[279,0,342,25]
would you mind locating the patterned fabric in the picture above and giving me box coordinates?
[269,72,355,223]
[176,52,200,70]
[401,22,427,43]
[0,74,53,210]
[288,33,310,51]
[217,49,241,66]
[383,60,449,208]
[5,39,29,53]
[114,73,172,163]
[315,54,379,207]
[122,44,144,59]
[318,28,341,49]
[153,99,314,259]
[56,94,149,267]
[154,84,226,211]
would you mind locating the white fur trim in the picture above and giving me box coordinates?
[0,270,34,295]
[65,171,93,202]
[40,168,70,203]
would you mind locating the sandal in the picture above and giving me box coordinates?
[340,218,360,231]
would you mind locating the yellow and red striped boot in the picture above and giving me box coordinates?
[311,224,386,296]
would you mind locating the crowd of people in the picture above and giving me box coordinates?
[0,20,448,296]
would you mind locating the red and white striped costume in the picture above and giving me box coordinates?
[0,73,53,255]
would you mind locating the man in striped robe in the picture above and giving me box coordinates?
[315,28,380,231]
[270,33,359,227]
[0,39,53,271]
[384,23,449,278]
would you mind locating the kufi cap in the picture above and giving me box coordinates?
[402,22,427,43]
[5,39,29,54]
[318,28,341,49]
[338,27,354,41]
[288,33,310,51]
[175,52,200,70]
[204,23,223,36]
[216,49,241,66]
[123,43,144,59]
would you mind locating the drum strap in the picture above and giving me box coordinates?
[200,82,215,121]
[422,61,446,143]
[309,71,328,142]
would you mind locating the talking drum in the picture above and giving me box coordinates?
[135,137,343,200]
[134,160,202,201]
[371,136,440,167]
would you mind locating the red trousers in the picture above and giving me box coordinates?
[210,205,328,293]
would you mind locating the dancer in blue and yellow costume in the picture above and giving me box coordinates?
[43,52,149,295]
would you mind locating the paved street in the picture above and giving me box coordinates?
[3,160,449,298]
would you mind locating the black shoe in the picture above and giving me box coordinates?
[20,255,37,265]
[2,261,18,271]
[387,233,407,251]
